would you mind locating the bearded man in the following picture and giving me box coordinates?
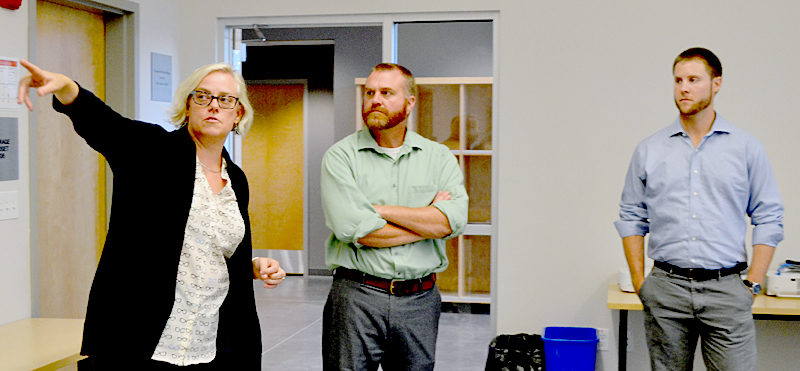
[320,63,468,371]
[615,47,783,371]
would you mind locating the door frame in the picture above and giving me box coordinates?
[217,11,499,330]
[27,0,138,317]
[241,79,310,276]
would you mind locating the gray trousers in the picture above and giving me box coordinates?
[638,267,756,371]
[322,275,441,371]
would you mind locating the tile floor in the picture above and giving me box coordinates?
[255,276,494,371]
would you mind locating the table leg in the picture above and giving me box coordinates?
[619,309,628,371]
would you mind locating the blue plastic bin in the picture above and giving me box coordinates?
[542,327,598,371]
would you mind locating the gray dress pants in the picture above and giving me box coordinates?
[322,275,441,371]
[638,267,756,371]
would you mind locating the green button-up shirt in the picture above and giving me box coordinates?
[321,129,469,280]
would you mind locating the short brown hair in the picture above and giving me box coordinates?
[371,63,417,98]
[673,47,722,78]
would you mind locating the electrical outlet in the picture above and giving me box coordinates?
[597,328,609,351]
[0,191,19,221]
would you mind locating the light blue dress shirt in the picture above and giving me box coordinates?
[615,115,783,269]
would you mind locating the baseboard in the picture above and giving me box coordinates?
[308,268,333,276]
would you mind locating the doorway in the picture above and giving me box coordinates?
[224,18,496,295]
[238,40,350,275]
[35,0,106,319]
[243,82,306,273]
[31,0,137,318]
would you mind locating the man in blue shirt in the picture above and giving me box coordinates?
[615,47,783,371]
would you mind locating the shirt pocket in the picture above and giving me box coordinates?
[407,184,438,207]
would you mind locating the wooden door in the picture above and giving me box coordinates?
[242,84,305,252]
[36,0,106,318]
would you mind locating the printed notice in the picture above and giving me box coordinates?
[0,117,19,181]
[151,53,172,102]
[0,58,20,109]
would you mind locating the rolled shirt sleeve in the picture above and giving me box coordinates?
[746,139,784,247]
[615,142,650,238]
[431,148,469,239]
[320,145,387,248]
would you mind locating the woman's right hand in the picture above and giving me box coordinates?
[17,59,79,111]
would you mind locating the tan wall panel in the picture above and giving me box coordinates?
[243,84,304,251]
[439,236,490,294]
[36,0,106,318]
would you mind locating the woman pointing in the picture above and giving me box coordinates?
[18,59,284,370]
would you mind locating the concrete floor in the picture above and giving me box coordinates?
[256,276,494,371]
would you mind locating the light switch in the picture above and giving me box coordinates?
[0,191,19,220]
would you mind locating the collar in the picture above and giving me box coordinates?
[356,128,425,153]
[667,113,734,138]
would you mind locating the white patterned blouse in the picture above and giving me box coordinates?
[152,157,246,365]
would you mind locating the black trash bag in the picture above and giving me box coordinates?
[485,333,545,371]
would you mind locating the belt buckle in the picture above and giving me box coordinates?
[389,279,399,295]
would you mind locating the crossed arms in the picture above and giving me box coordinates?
[320,142,467,250]
[358,191,453,248]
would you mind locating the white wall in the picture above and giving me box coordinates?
[498,2,800,369]
[134,0,181,128]
[0,2,31,326]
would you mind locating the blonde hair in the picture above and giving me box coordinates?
[169,63,254,135]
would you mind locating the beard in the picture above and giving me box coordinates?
[362,105,408,130]
[675,90,713,116]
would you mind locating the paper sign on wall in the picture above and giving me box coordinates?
[151,53,172,102]
[0,117,19,181]
[0,58,20,110]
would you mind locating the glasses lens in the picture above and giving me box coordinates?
[193,91,210,105]
[219,96,238,109]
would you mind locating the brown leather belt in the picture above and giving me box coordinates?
[655,261,747,281]
[335,267,436,296]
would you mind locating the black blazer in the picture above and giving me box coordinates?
[54,87,261,368]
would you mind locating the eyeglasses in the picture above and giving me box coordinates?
[191,90,239,109]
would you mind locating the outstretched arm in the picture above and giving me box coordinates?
[17,59,79,110]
